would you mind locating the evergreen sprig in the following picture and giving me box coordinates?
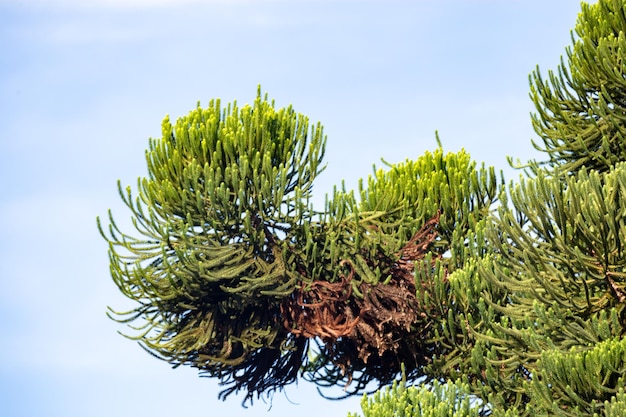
[99,89,326,402]
[527,0,626,175]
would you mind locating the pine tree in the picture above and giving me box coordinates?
[350,0,626,416]
[474,1,626,414]
[99,88,499,404]
[100,1,626,413]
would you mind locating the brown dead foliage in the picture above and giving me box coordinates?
[281,212,443,389]
[281,265,360,340]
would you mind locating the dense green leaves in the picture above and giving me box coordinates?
[487,164,626,324]
[459,164,626,416]
[350,1,626,416]
[348,378,486,417]
[529,0,626,175]
[304,149,499,395]
[528,337,626,416]
[99,89,326,401]
[100,87,499,403]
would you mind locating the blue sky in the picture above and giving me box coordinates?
[0,1,586,416]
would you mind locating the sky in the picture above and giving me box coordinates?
[0,1,587,416]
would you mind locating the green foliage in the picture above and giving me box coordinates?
[351,1,626,417]
[99,1,626,414]
[485,163,626,326]
[602,388,626,417]
[459,162,626,416]
[99,88,499,403]
[346,377,511,417]
[528,337,626,416]
[306,149,499,395]
[528,0,626,175]
[99,89,326,401]
[356,149,499,261]
[449,140,626,416]
[348,379,476,417]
